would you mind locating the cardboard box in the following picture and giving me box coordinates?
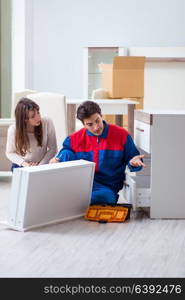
[100,56,145,98]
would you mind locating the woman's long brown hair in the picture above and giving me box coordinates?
[15,98,43,156]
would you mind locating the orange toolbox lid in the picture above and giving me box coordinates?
[85,204,132,223]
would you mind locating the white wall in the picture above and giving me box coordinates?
[25,0,185,100]
[144,61,185,110]
[12,0,25,92]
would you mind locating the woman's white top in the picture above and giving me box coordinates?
[6,117,57,166]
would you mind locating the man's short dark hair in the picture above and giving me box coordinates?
[76,101,102,122]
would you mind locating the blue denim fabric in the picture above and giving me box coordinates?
[11,163,22,172]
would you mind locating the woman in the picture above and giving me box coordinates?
[6,97,57,171]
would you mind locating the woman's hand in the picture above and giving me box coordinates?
[28,162,38,166]
[21,161,38,167]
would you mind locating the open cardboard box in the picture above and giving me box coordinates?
[100,56,145,126]
[100,56,145,99]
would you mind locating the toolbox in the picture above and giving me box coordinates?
[85,203,132,223]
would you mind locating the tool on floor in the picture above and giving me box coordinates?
[84,203,132,223]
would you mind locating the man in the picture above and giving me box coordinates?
[50,101,145,205]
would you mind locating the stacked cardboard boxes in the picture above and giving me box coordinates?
[99,56,145,127]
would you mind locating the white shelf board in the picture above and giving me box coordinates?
[0,171,12,177]
[129,47,185,62]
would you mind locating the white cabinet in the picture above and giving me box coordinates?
[124,109,185,219]
[124,175,151,210]
[83,46,128,98]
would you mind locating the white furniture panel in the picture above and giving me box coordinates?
[134,120,151,153]
[129,47,185,61]
[8,160,95,231]
[129,47,185,110]
[0,118,14,174]
[131,110,185,219]
[123,175,151,211]
[144,61,185,110]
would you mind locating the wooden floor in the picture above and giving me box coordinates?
[0,177,185,278]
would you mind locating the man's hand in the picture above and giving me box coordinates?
[49,157,60,164]
[129,154,145,167]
